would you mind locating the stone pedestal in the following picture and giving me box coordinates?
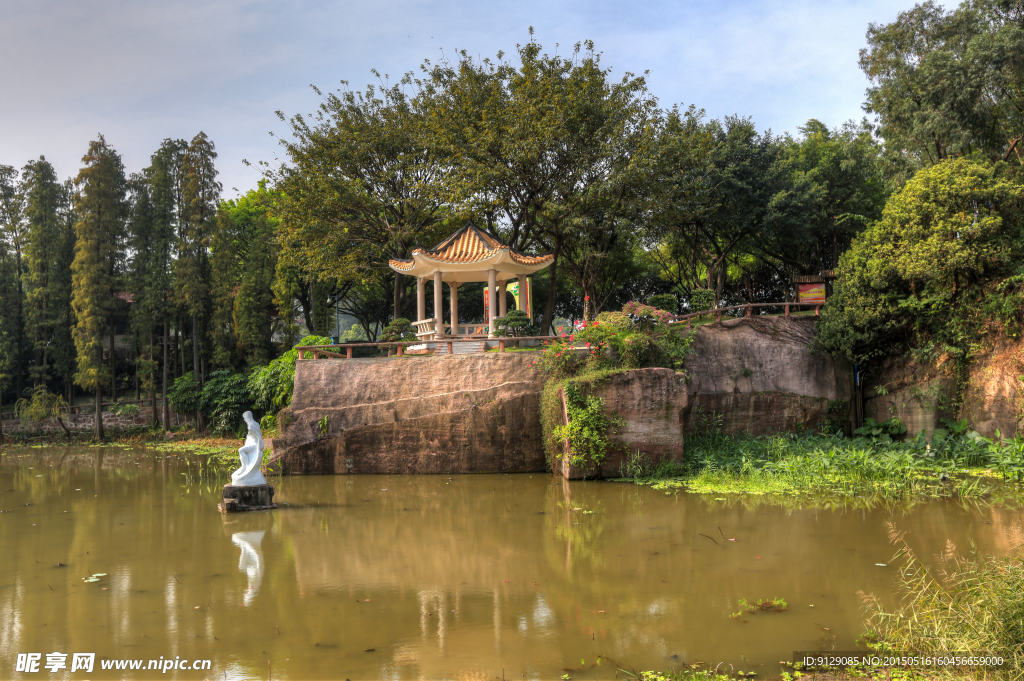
[218,484,277,513]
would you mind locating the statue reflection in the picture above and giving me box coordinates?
[232,531,265,606]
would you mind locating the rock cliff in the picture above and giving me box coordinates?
[681,317,854,436]
[269,353,546,474]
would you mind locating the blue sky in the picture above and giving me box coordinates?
[1,0,921,197]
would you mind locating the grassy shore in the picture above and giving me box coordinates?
[618,430,1024,502]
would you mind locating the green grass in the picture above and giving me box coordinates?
[618,431,1024,501]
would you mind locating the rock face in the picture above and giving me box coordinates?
[960,339,1024,438]
[270,317,861,476]
[862,340,1024,440]
[681,317,854,436]
[555,368,687,480]
[269,353,547,474]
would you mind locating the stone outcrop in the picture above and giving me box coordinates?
[554,368,687,480]
[269,353,547,474]
[960,339,1024,439]
[681,317,854,436]
[862,354,957,439]
[862,341,1024,440]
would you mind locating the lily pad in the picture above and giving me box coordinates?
[83,577,99,583]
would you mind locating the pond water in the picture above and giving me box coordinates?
[0,447,1018,680]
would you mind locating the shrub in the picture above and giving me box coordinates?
[168,372,202,415]
[494,309,536,337]
[248,335,333,414]
[689,288,716,312]
[646,293,678,314]
[200,370,252,436]
[379,318,416,343]
[15,386,71,436]
[553,382,621,469]
[110,403,140,417]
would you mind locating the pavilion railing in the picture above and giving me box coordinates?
[295,336,563,359]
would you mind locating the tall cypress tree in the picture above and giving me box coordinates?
[127,173,159,421]
[21,157,72,388]
[209,206,239,369]
[148,139,186,429]
[177,132,220,389]
[71,136,127,439]
[0,165,26,401]
[235,214,276,367]
[0,219,19,433]
[52,180,77,403]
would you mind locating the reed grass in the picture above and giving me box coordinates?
[859,523,1024,680]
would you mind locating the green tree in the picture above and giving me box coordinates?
[71,136,128,439]
[421,36,660,331]
[649,115,800,304]
[235,213,276,366]
[178,132,220,388]
[817,158,1024,365]
[177,133,220,431]
[860,0,1024,172]
[0,164,26,400]
[208,206,240,369]
[21,158,75,389]
[146,139,187,428]
[273,77,446,321]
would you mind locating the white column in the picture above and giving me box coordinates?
[434,271,444,338]
[448,282,459,337]
[416,277,426,322]
[498,280,507,317]
[487,269,497,338]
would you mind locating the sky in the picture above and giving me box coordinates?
[1,0,922,197]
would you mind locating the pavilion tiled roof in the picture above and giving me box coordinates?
[388,223,553,272]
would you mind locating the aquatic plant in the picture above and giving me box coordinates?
[624,429,1024,500]
[860,523,1024,679]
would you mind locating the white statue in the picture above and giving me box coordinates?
[231,411,267,486]
[232,531,264,606]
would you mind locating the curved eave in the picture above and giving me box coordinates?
[388,250,553,282]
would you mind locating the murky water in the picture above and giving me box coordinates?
[0,447,1018,680]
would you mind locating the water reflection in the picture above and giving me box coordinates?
[0,448,1021,680]
[232,531,265,607]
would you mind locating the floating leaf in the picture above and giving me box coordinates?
[875,563,887,567]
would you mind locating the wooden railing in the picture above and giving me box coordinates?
[297,303,824,359]
[1,397,168,421]
[296,336,563,359]
[668,302,822,328]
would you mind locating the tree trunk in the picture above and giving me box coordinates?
[134,329,140,402]
[192,313,204,432]
[149,328,157,426]
[94,346,104,440]
[109,320,116,403]
[162,313,169,431]
[393,274,404,320]
[15,254,23,400]
[540,240,562,336]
